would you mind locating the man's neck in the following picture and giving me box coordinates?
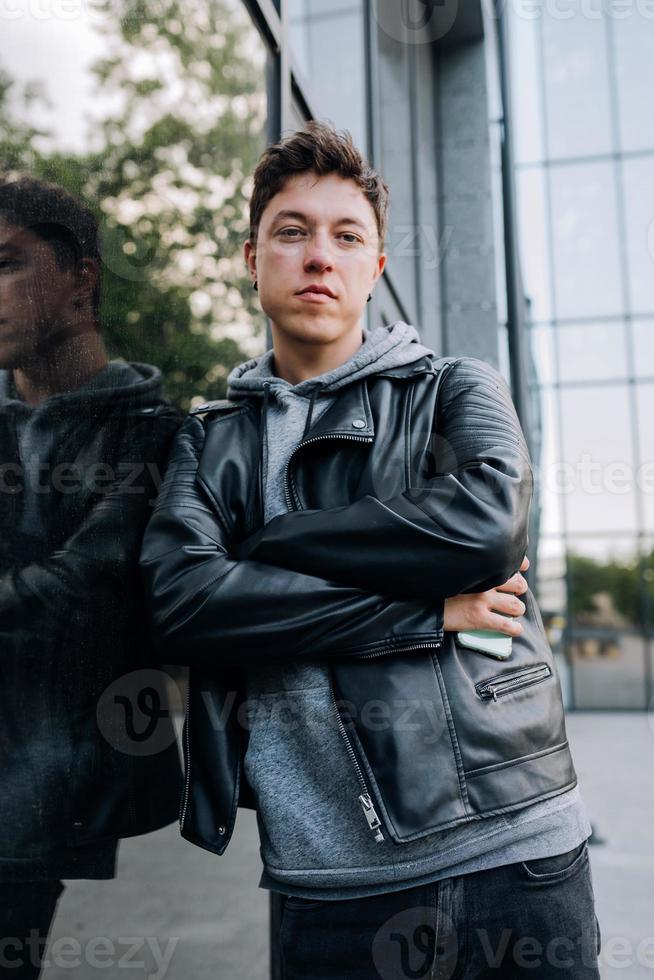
[13,325,109,407]
[271,325,364,385]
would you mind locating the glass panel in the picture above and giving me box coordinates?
[636,383,654,531]
[557,321,628,383]
[622,157,654,316]
[532,537,571,706]
[632,319,654,380]
[558,385,638,535]
[644,536,654,640]
[541,11,612,160]
[376,12,423,322]
[0,0,269,406]
[288,0,366,150]
[376,16,417,325]
[535,383,564,539]
[508,9,544,165]
[529,324,556,386]
[566,538,646,708]
[516,166,551,323]
[550,162,622,320]
[0,0,270,958]
[613,14,654,154]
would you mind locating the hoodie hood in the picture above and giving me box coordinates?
[227,321,434,406]
[0,360,165,416]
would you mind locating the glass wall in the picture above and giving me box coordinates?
[509,0,654,708]
[0,0,269,408]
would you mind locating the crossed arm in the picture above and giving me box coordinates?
[237,357,533,599]
[140,358,533,667]
[0,414,178,641]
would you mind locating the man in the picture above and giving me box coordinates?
[0,176,182,978]
[141,123,600,978]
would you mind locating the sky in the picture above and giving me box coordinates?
[1,5,112,152]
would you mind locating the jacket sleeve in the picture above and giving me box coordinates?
[0,411,180,638]
[139,415,444,667]
[235,358,533,600]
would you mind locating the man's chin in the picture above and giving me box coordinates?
[272,314,358,347]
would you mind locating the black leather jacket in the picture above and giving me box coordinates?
[140,354,577,855]
[1,373,183,877]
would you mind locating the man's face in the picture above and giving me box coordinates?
[244,172,386,348]
[0,220,78,371]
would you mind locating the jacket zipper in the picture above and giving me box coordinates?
[179,685,192,829]
[328,684,385,842]
[285,429,443,843]
[476,663,551,702]
[330,639,443,842]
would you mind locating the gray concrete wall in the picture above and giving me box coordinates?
[436,41,499,366]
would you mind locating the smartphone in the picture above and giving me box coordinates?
[456,624,513,660]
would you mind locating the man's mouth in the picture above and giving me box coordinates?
[297,285,336,298]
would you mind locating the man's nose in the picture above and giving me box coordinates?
[303,232,333,271]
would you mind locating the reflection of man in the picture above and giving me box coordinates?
[142,123,600,978]
[0,177,182,978]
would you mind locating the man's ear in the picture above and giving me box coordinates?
[243,239,257,284]
[73,258,100,309]
[373,252,387,284]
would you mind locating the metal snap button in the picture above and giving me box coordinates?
[352,419,366,429]
[218,826,226,835]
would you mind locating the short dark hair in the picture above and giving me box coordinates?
[248,120,390,252]
[0,175,101,317]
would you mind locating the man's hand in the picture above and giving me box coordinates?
[443,555,530,637]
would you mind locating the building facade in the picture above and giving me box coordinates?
[509,0,654,709]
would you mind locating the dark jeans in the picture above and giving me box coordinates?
[279,840,601,980]
[0,881,64,979]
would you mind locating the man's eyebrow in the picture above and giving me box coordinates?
[269,210,369,231]
[270,209,308,225]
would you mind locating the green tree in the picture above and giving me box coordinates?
[567,550,646,629]
[1,0,267,408]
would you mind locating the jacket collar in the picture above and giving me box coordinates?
[274,355,440,444]
[301,376,375,441]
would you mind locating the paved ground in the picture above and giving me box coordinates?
[42,712,654,979]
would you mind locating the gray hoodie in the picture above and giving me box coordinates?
[227,322,591,900]
[1,361,165,563]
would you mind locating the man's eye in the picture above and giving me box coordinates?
[279,228,304,238]
[0,259,19,270]
[339,233,360,244]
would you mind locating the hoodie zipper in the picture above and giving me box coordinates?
[476,663,551,702]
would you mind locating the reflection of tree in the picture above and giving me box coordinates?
[1,0,267,408]
[567,549,654,631]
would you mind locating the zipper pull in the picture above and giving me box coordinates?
[481,685,498,701]
[359,793,385,843]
